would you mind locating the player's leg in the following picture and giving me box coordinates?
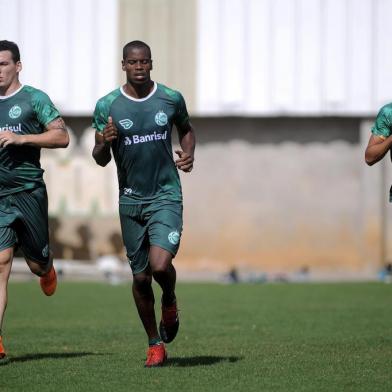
[120,204,167,367]
[149,247,179,344]
[0,195,19,364]
[25,253,56,296]
[132,265,167,367]
[147,202,182,344]
[149,246,176,305]
[132,266,158,340]
[0,247,13,365]
[14,187,57,295]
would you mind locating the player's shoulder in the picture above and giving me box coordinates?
[96,88,122,108]
[157,83,184,103]
[22,85,51,101]
[377,102,392,118]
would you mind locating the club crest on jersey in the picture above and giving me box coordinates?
[9,105,22,119]
[119,119,133,129]
[155,111,168,126]
[168,231,180,245]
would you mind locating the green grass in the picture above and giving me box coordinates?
[1,281,392,391]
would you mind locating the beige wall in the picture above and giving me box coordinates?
[118,0,197,111]
[45,117,389,278]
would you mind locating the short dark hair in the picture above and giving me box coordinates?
[0,40,20,63]
[122,40,151,60]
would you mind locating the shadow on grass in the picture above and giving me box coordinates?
[167,355,243,367]
[11,352,105,363]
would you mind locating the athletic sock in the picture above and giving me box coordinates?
[149,337,163,347]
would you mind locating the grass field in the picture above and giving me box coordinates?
[1,281,391,391]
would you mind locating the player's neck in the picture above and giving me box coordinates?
[0,80,22,97]
[123,80,154,99]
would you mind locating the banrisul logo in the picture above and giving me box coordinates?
[9,105,22,119]
[119,119,133,129]
[168,231,180,245]
[155,111,168,126]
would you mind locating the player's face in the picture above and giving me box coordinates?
[0,50,21,91]
[122,47,152,85]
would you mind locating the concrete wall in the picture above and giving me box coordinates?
[42,117,389,276]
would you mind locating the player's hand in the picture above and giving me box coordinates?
[175,150,194,172]
[102,116,118,144]
[0,131,24,147]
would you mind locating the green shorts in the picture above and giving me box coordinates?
[0,186,50,265]
[119,201,183,274]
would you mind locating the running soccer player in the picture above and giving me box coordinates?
[92,40,195,367]
[0,40,69,365]
[365,104,392,166]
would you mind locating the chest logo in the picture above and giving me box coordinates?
[155,111,168,126]
[119,119,133,129]
[9,105,22,119]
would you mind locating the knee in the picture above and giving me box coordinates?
[151,261,171,277]
[0,251,12,272]
[133,272,152,291]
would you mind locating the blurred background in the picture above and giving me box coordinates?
[1,0,392,282]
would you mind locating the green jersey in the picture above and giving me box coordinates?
[371,103,392,139]
[0,85,60,196]
[93,82,190,205]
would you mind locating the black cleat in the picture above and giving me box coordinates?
[159,301,179,343]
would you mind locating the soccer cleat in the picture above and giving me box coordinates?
[0,336,9,365]
[40,265,57,296]
[144,343,167,367]
[159,300,179,343]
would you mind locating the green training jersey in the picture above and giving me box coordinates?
[371,103,392,202]
[0,85,60,196]
[371,103,392,139]
[93,82,190,205]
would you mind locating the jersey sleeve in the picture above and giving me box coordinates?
[92,99,110,134]
[173,92,190,129]
[31,90,60,127]
[371,105,392,139]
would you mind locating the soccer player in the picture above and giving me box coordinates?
[92,40,195,367]
[365,104,392,166]
[0,41,69,365]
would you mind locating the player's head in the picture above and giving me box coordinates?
[0,40,22,91]
[122,40,153,85]
[0,40,20,63]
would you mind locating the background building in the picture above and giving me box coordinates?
[1,0,391,278]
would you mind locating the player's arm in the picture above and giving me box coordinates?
[364,134,392,166]
[175,121,196,173]
[0,117,69,148]
[92,116,117,167]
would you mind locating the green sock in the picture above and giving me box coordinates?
[149,337,162,346]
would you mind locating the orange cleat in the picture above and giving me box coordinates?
[159,300,179,343]
[40,265,57,296]
[0,336,9,365]
[145,343,167,367]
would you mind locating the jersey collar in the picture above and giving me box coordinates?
[0,84,24,100]
[120,82,157,102]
